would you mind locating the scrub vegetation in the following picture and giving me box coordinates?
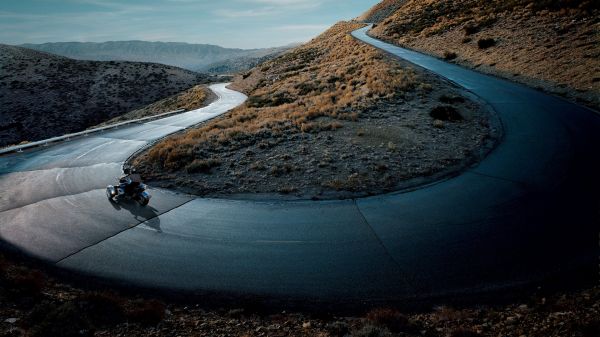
[366,0,600,109]
[134,22,497,199]
[1,253,599,337]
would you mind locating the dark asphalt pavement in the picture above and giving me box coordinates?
[1,31,599,304]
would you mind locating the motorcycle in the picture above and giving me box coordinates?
[106,168,151,206]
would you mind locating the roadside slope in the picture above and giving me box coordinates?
[366,0,600,109]
[0,44,214,147]
[134,22,497,199]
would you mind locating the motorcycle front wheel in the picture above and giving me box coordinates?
[138,195,150,206]
[106,186,116,201]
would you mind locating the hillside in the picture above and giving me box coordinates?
[21,41,293,73]
[0,44,213,147]
[365,0,600,109]
[357,0,406,23]
[133,22,498,199]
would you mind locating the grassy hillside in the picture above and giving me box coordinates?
[365,0,600,109]
[134,22,496,199]
[0,45,214,147]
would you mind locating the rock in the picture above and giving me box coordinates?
[433,119,444,128]
[4,318,18,324]
[302,322,312,329]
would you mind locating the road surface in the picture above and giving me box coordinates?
[0,29,598,305]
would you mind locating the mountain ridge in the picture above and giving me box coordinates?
[19,41,293,72]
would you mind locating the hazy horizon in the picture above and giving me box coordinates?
[0,0,378,49]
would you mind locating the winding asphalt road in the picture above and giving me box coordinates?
[1,28,599,304]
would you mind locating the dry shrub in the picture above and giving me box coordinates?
[126,299,166,326]
[323,173,363,191]
[2,267,46,297]
[78,292,126,327]
[353,324,391,337]
[430,105,463,121]
[365,308,413,333]
[432,306,470,322]
[477,38,496,49]
[28,302,92,337]
[185,158,221,173]
[443,51,458,60]
[451,328,483,337]
[439,94,465,104]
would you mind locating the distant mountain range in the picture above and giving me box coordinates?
[20,41,295,73]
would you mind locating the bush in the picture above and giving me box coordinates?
[430,105,463,121]
[29,302,93,337]
[365,308,411,333]
[477,38,496,49]
[352,324,391,337]
[126,299,166,326]
[451,328,483,337]
[78,292,126,327]
[3,267,46,297]
[439,94,465,104]
[443,51,458,60]
[463,24,479,35]
[185,158,221,173]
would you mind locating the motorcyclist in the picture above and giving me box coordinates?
[119,168,142,195]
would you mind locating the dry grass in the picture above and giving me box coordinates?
[141,22,419,172]
[368,0,600,109]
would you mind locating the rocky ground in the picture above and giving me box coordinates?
[133,22,498,200]
[366,0,600,110]
[0,253,598,337]
[0,44,215,147]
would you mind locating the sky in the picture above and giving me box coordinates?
[0,0,379,49]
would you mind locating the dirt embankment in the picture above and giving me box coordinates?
[366,0,600,110]
[0,44,215,147]
[133,22,498,200]
[1,253,598,337]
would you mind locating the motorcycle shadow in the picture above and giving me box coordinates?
[108,199,162,232]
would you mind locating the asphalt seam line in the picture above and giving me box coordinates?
[54,198,195,265]
[353,199,416,289]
